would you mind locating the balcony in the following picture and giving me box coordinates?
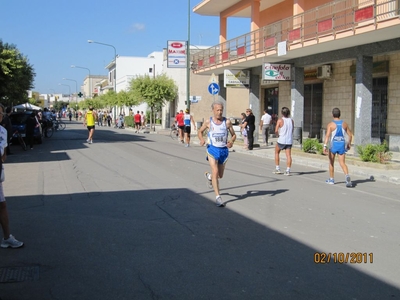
[192,0,400,74]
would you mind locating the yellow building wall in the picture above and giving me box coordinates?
[226,87,249,118]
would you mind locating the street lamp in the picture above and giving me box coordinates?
[59,83,71,104]
[63,78,78,108]
[87,40,117,93]
[71,65,91,99]
[88,39,117,119]
[186,0,191,111]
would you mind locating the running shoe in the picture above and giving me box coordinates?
[345,175,352,188]
[1,234,24,248]
[284,171,290,176]
[273,169,283,174]
[204,172,212,189]
[325,178,335,185]
[216,196,225,207]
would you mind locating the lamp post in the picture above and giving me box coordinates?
[71,65,91,99]
[186,0,191,111]
[88,39,117,119]
[63,78,78,109]
[87,40,117,93]
[59,83,71,105]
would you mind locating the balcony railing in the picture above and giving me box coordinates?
[192,0,399,71]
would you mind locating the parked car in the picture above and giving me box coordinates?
[9,111,42,144]
[229,117,243,137]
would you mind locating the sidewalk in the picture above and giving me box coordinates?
[154,127,400,185]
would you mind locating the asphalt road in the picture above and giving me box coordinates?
[1,121,399,300]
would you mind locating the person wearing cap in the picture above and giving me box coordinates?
[183,108,196,147]
[84,106,97,144]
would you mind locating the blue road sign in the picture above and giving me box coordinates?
[208,83,220,95]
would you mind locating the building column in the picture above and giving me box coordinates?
[291,66,304,130]
[219,17,227,45]
[251,0,261,31]
[218,74,227,116]
[354,55,373,148]
[250,72,261,142]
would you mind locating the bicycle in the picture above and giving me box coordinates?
[12,130,27,151]
[54,119,66,131]
[41,120,54,138]
[170,124,179,140]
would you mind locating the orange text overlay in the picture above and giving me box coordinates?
[314,252,373,264]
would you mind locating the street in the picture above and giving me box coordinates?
[1,121,399,300]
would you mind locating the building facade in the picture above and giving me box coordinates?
[192,0,400,151]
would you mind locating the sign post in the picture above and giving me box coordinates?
[208,73,219,102]
[208,82,219,103]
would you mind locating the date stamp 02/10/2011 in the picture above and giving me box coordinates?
[314,252,374,264]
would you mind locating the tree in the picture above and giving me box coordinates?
[0,40,35,106]
[129,74,177,129]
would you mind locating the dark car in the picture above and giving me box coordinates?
[10,111,42,144]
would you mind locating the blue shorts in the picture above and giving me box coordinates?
[277,143,292,150]
[330,141,346,155]
[206,145,229,165]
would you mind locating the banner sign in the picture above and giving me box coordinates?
[224,69,250,87]
[263,63,291,80]
[167,41,187,68]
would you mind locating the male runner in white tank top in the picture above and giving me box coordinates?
[197,101,236,207]
[274,107,294,175]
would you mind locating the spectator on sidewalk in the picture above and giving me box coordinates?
[26,112,38,150]
[0,104,24,249]
[242,109,255,150]
[260,109,272,146]
[240,112,248,150]
[0,107,13,155]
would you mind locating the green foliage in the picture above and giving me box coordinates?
[129,74,177,109]
[129,73,177,127]
[302,138,323,154]
[357,140,392,163]
[53,101,69,111]
[124,116,134,128]
[0,40,35,106]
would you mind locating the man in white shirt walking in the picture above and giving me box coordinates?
[260,109,272,146]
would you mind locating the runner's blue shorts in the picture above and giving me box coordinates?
[206,145,229,165]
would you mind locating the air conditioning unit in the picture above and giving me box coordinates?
[317,65,331,79]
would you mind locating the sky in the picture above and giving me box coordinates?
[1,0,250,95]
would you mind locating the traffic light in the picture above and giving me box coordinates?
[78,92,83,97]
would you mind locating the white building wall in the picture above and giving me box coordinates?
[111,52,164,117]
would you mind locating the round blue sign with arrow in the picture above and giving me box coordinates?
[208,83,220,95]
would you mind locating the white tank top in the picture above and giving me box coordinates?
[277,117,293,145]
[208,117,228,148]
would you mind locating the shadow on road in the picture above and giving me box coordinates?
[1,188,398,299]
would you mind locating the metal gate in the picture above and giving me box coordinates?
[371,77,388,141]
[304,83,323,138]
